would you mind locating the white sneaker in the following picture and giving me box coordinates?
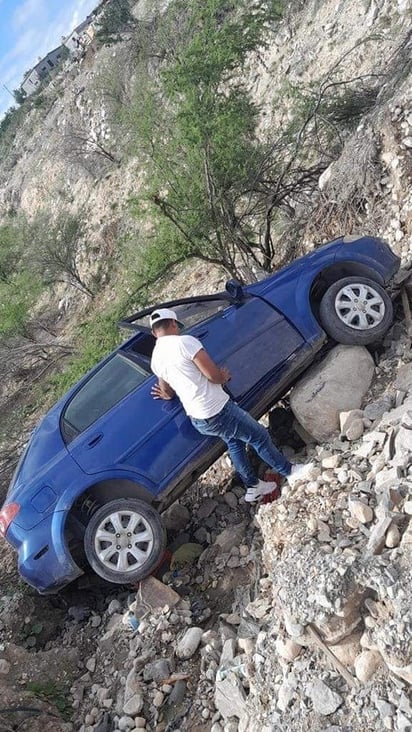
[287,462,315,486]
[244,479,278,503]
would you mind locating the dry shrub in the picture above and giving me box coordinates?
[304,125,386,242]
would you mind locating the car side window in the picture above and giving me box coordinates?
[61,353,149,442]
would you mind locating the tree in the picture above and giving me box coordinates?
[95,0,137,45]
[126,3,389,281]
[30,212,96,298]
[125,0,286,281]
[13,88,26,105]
[61,122,120,175]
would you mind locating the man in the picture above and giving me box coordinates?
[150,308,313,502]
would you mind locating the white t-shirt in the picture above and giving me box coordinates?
[151,335,229,419]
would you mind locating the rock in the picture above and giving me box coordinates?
[319,163,334,190]
[153,690,165,707]
[375,467,401,491]
[322,455,340,469]
[366,516,393,555]
[214,522,247,552]
[162,501,190,531]
[275,637,301,661]
[224,492,238,508]
[107,599,122,615]
[396,711,412,732]
[354,650,382,682]
[395,411,412,455]
[385,523,400,548]
[118,716,135,730]
[124,668,144,703]
[197,498,219,519]
[349,500,374,524]
[123,693,144,716]
[170,543,203,568]
[290,345,374,441]
[307,679,343,715]
[85,656,96,673]
[340,409,364,433]
[395,364,412,392]
[143,659,171,682]
[68,605,91,622]
[176,627,203,659]
[132,577,180,619]
[133,719,146,729]
[283,612,305,639]
[363,396,393,421]
[277,681,296,711]
[0,659,10,675]
[384,660,412,685]
[346,418,364,441]
[312,588,365,644]
[328,631,362,667]
[215,673,247,720]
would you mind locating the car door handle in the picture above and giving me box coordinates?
[194,329,209,339]
[87,433,103,448]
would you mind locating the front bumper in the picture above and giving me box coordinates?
[7,511,82,594]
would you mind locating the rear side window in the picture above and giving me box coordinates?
[62,354,148,441]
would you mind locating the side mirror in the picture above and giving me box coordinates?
[225,279,244,302]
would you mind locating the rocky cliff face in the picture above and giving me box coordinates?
[1,1,412,731]
[1,0,410,258]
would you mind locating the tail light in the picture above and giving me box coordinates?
[0,503,20,536]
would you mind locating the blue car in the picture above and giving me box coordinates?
[0,235,400,593]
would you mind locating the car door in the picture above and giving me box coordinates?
[187,295,306,406]
[63,352,208,493]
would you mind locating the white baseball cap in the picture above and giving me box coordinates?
[149,308,184,329]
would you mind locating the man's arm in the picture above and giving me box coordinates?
[151,378,175,400]
[193,349,231,384]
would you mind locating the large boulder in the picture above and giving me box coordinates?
[290,345,374,441]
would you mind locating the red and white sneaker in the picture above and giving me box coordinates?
[244,479,278,503]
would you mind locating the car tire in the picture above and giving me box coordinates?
[84,498,166,584]
[319,276,393,345]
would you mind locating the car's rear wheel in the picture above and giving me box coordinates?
[319,276,393,345]
[84,498,166,584]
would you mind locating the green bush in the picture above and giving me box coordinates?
[0,271,43,338]
[95,0,136,45]
[48,304,126,398]
[124,0,284,278]
[26,680,71,720]
[0,219,26,282]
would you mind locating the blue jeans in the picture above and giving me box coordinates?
[191,400,292,487]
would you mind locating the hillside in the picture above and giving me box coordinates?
[0,0,412,730]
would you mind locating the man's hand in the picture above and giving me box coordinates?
[151,379,175,400]
[220,366,231,384]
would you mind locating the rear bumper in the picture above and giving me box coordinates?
[7,512,82,594]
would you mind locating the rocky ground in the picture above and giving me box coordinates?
[2,296,412,731]
[1,1,412,731]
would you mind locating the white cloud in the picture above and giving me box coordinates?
[12,0,46,30]
[0,0,98,118]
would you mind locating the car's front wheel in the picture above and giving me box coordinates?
[319,276,393,345]
[84,498,166,584]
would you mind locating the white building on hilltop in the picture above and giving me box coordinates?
[21,46,64,97]
[63,17,95,55]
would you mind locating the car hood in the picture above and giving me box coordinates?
[8,404,67,498]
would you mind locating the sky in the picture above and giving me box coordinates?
[0,0,99,118]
